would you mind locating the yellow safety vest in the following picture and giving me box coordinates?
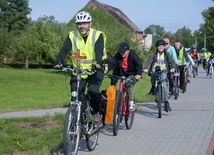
[178,47,185,65]
[69,28,107,78]
[204,52,211,60]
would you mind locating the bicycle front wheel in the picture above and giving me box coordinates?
[157,83,162,118]
[85,121,99,151]
[63,105,80,155]
[125,99,135,129]
[112,91,122,136]
[174,76,179,100]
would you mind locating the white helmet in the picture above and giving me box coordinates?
[75,11,92,23]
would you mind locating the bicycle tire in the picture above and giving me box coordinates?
[174,76,179,100]
[193,68,196,78]
[210,66,213,79]
[182,84,186,93]
[63,105,80,155]
[157,83,162,118]
[125,104,135,129]
[112,91,122,136]
[85,121,99,151]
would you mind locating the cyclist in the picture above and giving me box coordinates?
[108,42,143,110]
[143,39,176,112]
[190,44,200,76]
[206,54,214,76]
[163,38,179,95]
[186,48,195,83]
[203,50,212,70]
[53,11,107,125]
[174,40,190,90]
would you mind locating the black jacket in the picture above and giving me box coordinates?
[108,50,143,77]
[144,50,176,75]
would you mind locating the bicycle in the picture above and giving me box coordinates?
[192,60,198,78]
[172,66,180,100]
[104,74,137,135]
[61,66,100,155]
[208,62,213,79]
[153,68,168,118]
[60,52,100,155]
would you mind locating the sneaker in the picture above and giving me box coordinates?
[164,101,172,112]
[93,113,102,127]
[129,101,135,110]
[187,79,191,83]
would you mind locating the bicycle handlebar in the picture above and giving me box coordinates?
[61,66,96,76]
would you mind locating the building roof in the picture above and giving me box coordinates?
[87,0,143,34]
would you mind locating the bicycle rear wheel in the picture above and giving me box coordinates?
[157,83,162,118]
[112,91,122,136]
[85,120,99,151]
[63,105,80,155]
[125,99,135,129]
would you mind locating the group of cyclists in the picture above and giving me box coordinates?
[53,10,214,154]
[55,9,214,128]
[53,10,214,124]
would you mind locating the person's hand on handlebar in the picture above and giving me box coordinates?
[95,64,101,69]
[135,75,141,80]
[54,64,62,69]
[143,69,148,73]
[170,68,175,72]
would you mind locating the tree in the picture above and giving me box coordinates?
[173,27,192,48]
[201,5,214,51]
[0,0,31,32]
[144,25,166,39]
[0,27,13,64]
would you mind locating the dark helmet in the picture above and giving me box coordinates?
[210,54,214,59]
[156,39,166,47]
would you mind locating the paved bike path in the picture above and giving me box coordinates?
[0,67,213,155]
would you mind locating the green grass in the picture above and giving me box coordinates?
[0,114,64,154]
[0,68,154,113]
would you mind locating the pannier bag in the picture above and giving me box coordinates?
[101,85,116,125]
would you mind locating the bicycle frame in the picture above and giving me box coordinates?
[118,79,130,116]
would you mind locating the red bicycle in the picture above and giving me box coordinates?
[104,74,137,135]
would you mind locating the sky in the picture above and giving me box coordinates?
[29,0,214,33]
